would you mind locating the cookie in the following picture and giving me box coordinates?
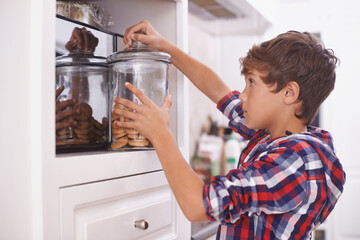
[56,134,71,140]
[76,134,90,140]
[111,121,122,129]
[112,127,126,134]
[92,117,105,131]
[76,120,91,129]
[56,140,68,145]
[95,137,105,143]
[65,139,77,145]
[111,136,128,149]
[102,117,109,128]
[126,128,139,135]
[57,128,70,135]
[94,129,104,137]
[128,139,149,147]
[76,138,90,144]
[127,133,146,140]
[75,103,92,121]
[111,111,120,120]
[113,131,127,139]
[74,128,91,135]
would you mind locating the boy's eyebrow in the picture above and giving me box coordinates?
[245,72,253,77]
[246,72,257,80]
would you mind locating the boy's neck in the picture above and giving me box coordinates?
[269,120,307,139]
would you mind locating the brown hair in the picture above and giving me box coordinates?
[240,31,338,125]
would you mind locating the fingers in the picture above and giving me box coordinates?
[112,107,138,124]
[90,35,99,52]
[114,119,135,130]
[56,98,76,112]
[131,33,152,45]
[124,82,152,106]
[56,86,65,100]
[66,27,98,52]
[82,28,90,51]
[56,120,77,131]
[123,20,151,47]
[56,109,77,122]
[162,95,172,112]
[114,97,143,113]
[81,28,98,52]
[65,40,77,52]
[66,27,84,51]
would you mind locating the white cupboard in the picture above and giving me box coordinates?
[0,0,190,239]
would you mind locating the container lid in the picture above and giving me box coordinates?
[56,51,108,67]
[107,42,171,64]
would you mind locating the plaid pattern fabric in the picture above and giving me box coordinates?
[203,91,346,240]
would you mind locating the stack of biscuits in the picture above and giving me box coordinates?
[56,102,108,146]
[110,103,150,150]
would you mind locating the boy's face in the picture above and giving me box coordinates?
[240,70,284,130]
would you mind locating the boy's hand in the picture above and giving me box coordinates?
[55,86,78,130]
[123,20,167,52]
[112,82,172,144]
[65,27,99,53]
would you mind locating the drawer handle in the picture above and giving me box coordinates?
[134,219,149,230]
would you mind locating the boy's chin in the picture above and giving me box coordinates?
[244,119,252,128]
[244,120,259,130]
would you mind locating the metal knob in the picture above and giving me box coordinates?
[134,219,149,230]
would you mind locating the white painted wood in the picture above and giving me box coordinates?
[60,171,176,240]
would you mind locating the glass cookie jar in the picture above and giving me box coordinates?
[56,52,109,152]
[107,42,171,150]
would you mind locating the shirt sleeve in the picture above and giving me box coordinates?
[217,91,258,140]
[203,145,308,223]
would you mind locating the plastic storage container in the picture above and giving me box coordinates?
[107,42,170,150]
[56,52,109,152]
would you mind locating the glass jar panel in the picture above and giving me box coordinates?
[109,60,169,150]
[56,65,109,152]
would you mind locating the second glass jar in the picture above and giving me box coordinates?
[107,42,171,150]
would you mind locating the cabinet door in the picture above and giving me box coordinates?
[60,171,178,240]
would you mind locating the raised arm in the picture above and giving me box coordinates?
[123,20,231,104]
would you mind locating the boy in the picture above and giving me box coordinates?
[113,20,345,239]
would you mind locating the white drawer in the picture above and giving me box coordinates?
[60,171,177,240]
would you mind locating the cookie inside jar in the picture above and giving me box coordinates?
[56,102,108,150]
[110,103,151,150]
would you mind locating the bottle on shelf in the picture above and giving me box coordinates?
[225,135,241,173]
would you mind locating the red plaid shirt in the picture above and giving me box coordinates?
[203,91,345,240]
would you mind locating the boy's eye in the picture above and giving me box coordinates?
[249,78,254,86]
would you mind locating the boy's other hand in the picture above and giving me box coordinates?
[55,86,78,130]
[65,27,99,53]
[112,82,172,144]
[123,20,167,52]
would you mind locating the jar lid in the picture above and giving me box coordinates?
[56,52,108,67]
[107,42,171,64]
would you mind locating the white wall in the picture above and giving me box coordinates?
[188,17,260,157]
[188,22,221,157]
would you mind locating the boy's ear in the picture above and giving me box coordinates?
[283,81,300,104]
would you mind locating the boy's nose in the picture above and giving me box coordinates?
[239,91,246,102]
